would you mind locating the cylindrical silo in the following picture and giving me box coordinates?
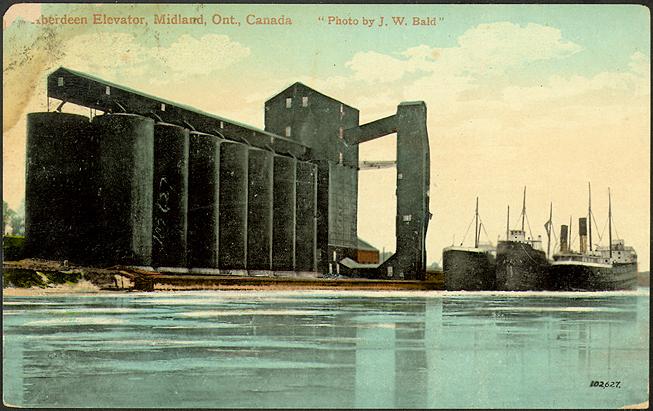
[295,161,317,272]
[24,112,97,263]
[247,148,273,272]
[219,141,248,270]
[187,131,222,269]
[272,155,296,271]
[93,113,154,266]
[152,123,189,268]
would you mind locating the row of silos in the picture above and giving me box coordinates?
[24,112,317,273]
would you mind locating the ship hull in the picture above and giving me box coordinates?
[443,248,496,291]
[495,242,548,291]
[547,262,637,291]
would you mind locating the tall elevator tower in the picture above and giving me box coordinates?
[265,83,360,274]
[343,101,431,280]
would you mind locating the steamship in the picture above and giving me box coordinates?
[495,187,549,291]
[547,186,638,291]
[443,198,496,290]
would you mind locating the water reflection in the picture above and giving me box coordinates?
[3,290,648,408]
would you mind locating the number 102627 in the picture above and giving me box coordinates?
[590,380,621,388]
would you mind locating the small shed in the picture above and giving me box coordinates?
[356,238,380,264]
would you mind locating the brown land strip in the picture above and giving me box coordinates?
[3,259,444,293]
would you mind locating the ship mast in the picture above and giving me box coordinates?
[547,202,552,258]
[506,205,510,241]
[521,186,526,232]
[608,187,612,258]
[588,182,593,252]
[474,197,479,248]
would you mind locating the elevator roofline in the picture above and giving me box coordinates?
[265,81,359,112]
[47,67,310,159]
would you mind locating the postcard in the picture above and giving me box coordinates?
[2,3,649,409]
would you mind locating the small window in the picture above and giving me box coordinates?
[220,121,224,129]
[105,86,111,95]
[302,96,308,107]
[160,103,166,112]
[387,266,393,277]
[57,77,64,87]
[339,127,343,139]
[285,97,292,108]
[332,251,337,261]
[398,173,403,180]
[285,126,291,137]
[403,214,412,222]
[340,104,344,113]
[339,152,343,164]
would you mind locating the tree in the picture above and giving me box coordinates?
[428,261,441,271]
[3,201,23,235]
[10,213,24,236]
[11,199,25,236]
[3,201,15,235]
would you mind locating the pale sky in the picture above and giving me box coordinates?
[3,4,650,270]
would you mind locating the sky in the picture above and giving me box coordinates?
[2,4,650,270]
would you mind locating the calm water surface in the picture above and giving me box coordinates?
[3,289,649,408]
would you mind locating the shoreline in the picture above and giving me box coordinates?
[2,259,445,294]
[4,259,648,297]
[4,284,649,298]
[1,279,441,296]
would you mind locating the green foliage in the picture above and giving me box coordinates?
[3,200,24,235]
[45,271,82,284]
[428,261,441,270]
[3,235,25,261]
[2,267,82,288]
[10,214,24,236]
[3,201,13,234]
[3,269,46,288]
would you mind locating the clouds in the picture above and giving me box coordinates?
[503,52,651,107]
[58,33,150,79]
[267,21,589,122]
[156,34,251,75]
[346,51,425,83]
[629,51,649,77]
[2,27,251,134]
[58,32,250,83]
[453,22,582,72]
[344,22,583,85]
[332,22,648,271]
[324,21,647,134]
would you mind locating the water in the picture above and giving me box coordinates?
[3,289,649,408]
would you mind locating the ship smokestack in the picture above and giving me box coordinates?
[560,225,569,252]
[579,217,588,254]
